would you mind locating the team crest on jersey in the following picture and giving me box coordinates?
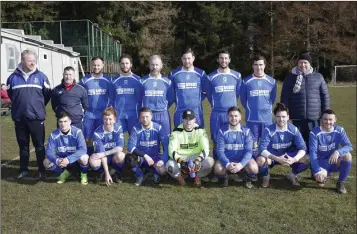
[232,133,237,140]
[279,134,284,141]
[187,132,192,139]
[186,75,190,80]
[327,135,332,142]
[223,77,227,83]
[34,77,39,84]
[108,133,113,141]
[258,81,262,88]
[153,81,157,87]
[145,131,150,140]
[124,80,128,85]
[63,137,69,145]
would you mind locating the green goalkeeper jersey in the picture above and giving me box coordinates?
[169,123,210,161]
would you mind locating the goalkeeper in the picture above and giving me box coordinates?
[166,110,214,186]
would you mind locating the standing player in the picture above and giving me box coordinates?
[214,107,258,188]
[309,109,353,194]
[141,55,174,137]
[112,54,142,134]
[166,109,214,186]
[127,107,169,186]
[240,55,276,158]
[6,49,52,179]
[89,107,126,186]
[169,48,207,128]
[205,50,242,158]
[256,103,309,188]
[79,56,114,155]
[43,112,89,185]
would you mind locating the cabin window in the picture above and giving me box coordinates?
[6,44,16,70]
[43,54,47,60]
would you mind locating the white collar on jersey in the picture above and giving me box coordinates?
[217,68,231,74]
[320,126,335,133]
[149,73,162,79]
[275,124,288,132]
[141,122,153,130]
[60,127,73,136]
[181,66,195,72]
[229,124,242,131]
[252,73,266,78]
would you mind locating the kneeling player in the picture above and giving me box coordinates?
[166,109,214,186]
[256,103,309,188]
[127,107,169,186]
[309,109,353,194]
[214,107,258,188]
[89,107,126,186]
[43,112,89,185]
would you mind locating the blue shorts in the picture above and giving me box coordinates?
[246,122,269,142]
[152,111,171,137]
[317,159,339,174]
[174,107,204,128]
[117,112,139,134]
[210,111,228,142]
[83,117,103,139]
[269,151,299,168]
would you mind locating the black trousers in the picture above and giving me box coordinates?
[292,119,319,150]
[14,118,46,172]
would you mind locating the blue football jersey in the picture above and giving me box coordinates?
[93,123,124,153]
[240,74,277,123]
[112,73,142,118]
[79,74,114,119]
[169,67,207,111]
[309,125,353,174]
[128,122,169,162]
[216,124,253,168]
[259,123,306,156]
[46,126,87,164]
[141,74,174,112]
[205,69,242,112]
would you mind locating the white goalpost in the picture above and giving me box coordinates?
[333,65,357,86]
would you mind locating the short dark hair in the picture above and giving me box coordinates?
[120,54,133,64]
[252,55,266,65]
[63,66,75,72]
[228,106,241,114]
[273,103,289,115]
[91,56,104,62]
[182,47,195,57]
[322,109,336,116]
[140,107,152,114]
[57,111,71,121]
[218,50,230,58]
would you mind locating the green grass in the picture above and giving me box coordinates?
[1,85,356,234]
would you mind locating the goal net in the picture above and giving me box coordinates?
[333,65,357,86]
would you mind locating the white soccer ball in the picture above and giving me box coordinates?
[316,167,328,183]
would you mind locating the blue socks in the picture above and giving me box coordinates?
[338,160,352,182]
[259,165,269,176]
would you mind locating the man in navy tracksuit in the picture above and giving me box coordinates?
[51,66,88,130]
[6,49,52,179]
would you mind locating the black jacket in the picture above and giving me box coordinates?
[51,81,88,123]
[280,68,330,120]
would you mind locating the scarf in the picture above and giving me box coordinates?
[291,66,313,93]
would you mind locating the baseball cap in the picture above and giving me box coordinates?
[182,109,196,120]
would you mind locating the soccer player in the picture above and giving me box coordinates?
[6,49,52,179]
[127,107,169,186]
[79,56,114,155]
[205,50,242,160]
[169,48,207,128]
[89,107,126,186]
[309,109,353,194]
[166,109,214,186]
[141,55,174,137]
[240,55,277,158]
[256,103,309,188]
[43,112,89,185]
[112,54,142,134]
[214,107,258,188]
[51,66,88,130]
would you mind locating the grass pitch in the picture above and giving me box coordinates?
[1,85,356,234]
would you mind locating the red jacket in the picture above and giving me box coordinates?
[1,89,11,102]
